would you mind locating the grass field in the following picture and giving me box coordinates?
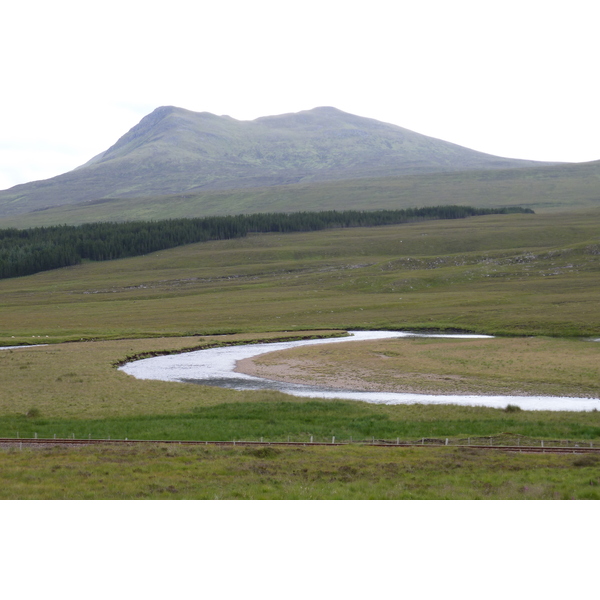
[1,210,599,344]
[1,209,599,498]
[2,444,599,500]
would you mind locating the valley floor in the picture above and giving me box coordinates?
[1,211,599,499]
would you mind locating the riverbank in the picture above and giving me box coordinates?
[235,353,473,395]
[235,335,600,401]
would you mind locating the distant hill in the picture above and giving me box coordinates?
[3,160,600,228]
[0,106,551,219]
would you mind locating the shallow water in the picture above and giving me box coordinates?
[0,345,46,350]
[119,331,600,411]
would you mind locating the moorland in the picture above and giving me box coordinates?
[1,106,599,499]
[1,208,600,499]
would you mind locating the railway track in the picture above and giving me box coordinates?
[1,437,599,454]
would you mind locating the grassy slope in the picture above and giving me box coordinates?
[3,162,600,227]
[1,210,599,343]
[2,209,599,498]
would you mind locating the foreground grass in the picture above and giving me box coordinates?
[2,444,599,500]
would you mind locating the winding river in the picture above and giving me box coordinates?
[119,331,600,412]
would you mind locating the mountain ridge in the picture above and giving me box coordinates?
[0,106,555,218]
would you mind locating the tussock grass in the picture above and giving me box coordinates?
[0,333,339,419]
[1,444,599,500]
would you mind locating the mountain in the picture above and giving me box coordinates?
[0,106,551,218]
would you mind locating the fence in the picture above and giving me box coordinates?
[2,432,598,450]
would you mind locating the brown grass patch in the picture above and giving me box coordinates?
[236,336,600,398]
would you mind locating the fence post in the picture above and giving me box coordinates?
[445,438,448,446]
[332,436,335,444]
[397,437,399,445]
[310,435,313,443]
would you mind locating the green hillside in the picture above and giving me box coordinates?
[0,106,550,219]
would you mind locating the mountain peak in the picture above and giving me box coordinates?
[100,106,181,159]
[0,106,554,219]
[305,106,345,114]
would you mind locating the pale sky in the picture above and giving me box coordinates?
[1,0,598,191]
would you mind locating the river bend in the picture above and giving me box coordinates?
[119,331,600,411]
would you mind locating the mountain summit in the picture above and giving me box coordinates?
[0,106,548,217]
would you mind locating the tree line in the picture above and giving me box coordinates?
[0,206,533,279]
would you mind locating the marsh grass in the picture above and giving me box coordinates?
[1,444,599,500]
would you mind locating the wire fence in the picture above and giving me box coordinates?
[3,432,598,449]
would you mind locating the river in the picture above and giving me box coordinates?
[119,330,600,412]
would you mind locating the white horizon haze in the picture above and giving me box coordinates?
[1,0,598,191]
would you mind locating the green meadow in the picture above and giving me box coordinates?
[1,208,599,498]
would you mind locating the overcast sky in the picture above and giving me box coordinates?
[1,0,597,191]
